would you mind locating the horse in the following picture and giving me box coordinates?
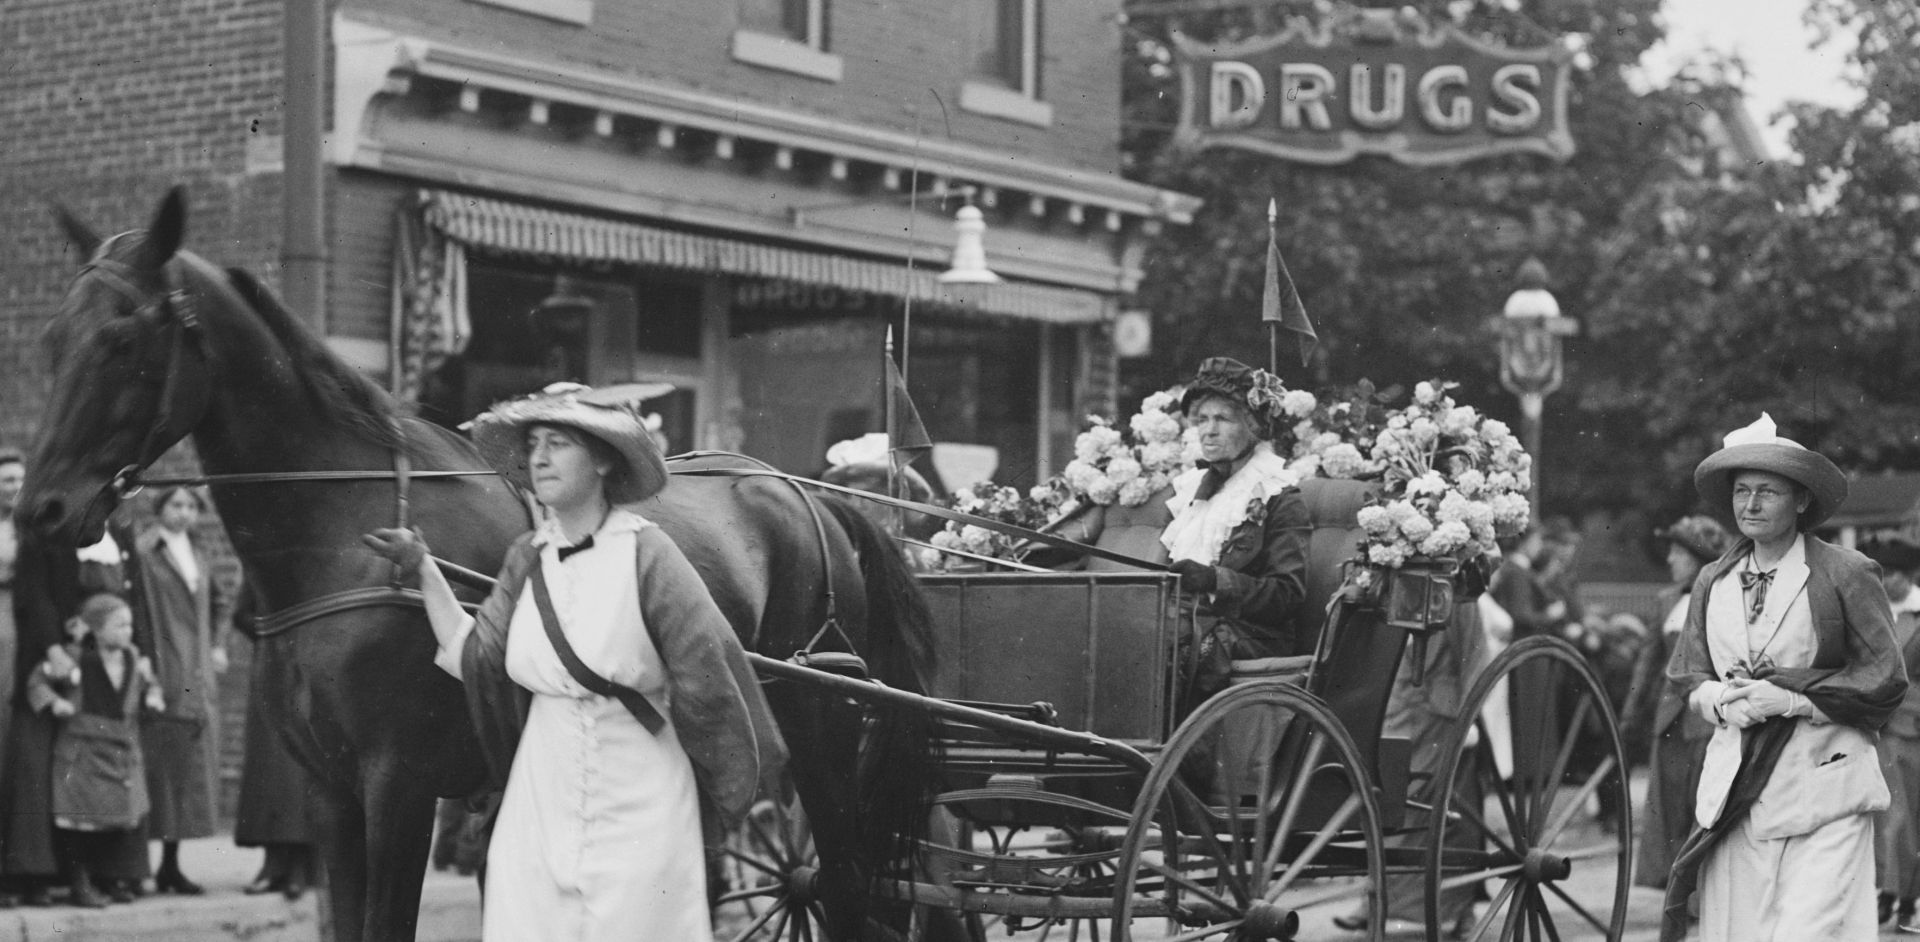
[19,188,939,941]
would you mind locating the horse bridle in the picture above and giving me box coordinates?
[70,239,495,636]
[75,238,215,501]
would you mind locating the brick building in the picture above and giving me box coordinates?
[1,0,1195,818]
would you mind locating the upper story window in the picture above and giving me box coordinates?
[961,0,1051,126]
[733,0,843,82]
[741,0,828,50]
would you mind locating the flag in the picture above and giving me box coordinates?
[885,353,932,472]
[1261,200,1317,367]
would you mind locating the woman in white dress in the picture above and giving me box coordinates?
[365,383,763,942]
[1662,414,1907,942]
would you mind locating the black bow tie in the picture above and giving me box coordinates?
[556,535,595,561]
[1740,568,1774,622]
[1192,460,1235,503]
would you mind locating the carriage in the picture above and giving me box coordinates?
[26,191,1630,942]
[717,478,1633,942]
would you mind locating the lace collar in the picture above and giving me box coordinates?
[1160,443,1299,565]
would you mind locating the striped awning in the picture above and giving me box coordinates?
[419,190,1109,325]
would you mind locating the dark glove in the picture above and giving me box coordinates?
[1170,559,1218,595]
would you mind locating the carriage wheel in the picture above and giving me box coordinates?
[1424,635,1632,942]
[1113,680,1386,941]
[715,794,833,941]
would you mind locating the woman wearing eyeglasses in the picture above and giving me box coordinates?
[1661,414,1907,942]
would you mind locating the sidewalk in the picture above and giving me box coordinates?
[0,836,480,942]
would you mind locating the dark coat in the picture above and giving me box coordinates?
[1660,536,1908,941]
[3,526,146,880]
[462,527,774,842]
[129,526,228,841]
[1189,490,1311,659]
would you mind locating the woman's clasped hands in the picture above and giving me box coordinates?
[1691,676,1804,729]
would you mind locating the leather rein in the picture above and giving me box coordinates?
[77,247,1163,648]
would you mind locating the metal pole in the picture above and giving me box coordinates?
[1520,391,1544,525]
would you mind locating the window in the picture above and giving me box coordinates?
[961,0,1051,126]
[733,0,843,81]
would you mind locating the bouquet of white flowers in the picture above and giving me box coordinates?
[1055,389,1192,509]
[924,482,1059,570]
[1352,381,1533,569]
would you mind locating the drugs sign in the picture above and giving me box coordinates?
[1170,9,1574,166]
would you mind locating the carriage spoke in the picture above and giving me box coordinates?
[1498,879,1527,942]
[745,809,791,868]
[1462,876,1521,942]
[1264,792,1360,901]
[734,898,788,941]
[1531,697,1594,836]
[1219,734,1252,895]
[1537,756,1618,849]
[1474,726,1528,845]
[726,851,787,881]
[1142,855,1241,914]
[1446,785,1524,862]
[1541,875,1610,935]
[1534,885,1567,942]
[1259,732,1328,878]
[1433,862,1525,894]
[717,882,785,904]
[1247,721,1282,897]
[795,905,813,942]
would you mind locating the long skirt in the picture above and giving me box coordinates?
[1876,732,1920,898]
[482,691,709,942]
[1698,812,1877,941]
[1636,724,1707,888]
[140,714,218,841]
[0,587,14,783]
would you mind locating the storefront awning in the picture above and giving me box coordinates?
[420,190,1110,325]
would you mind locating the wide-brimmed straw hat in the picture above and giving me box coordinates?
[471,382,670,504]
[1693,413,1847,530]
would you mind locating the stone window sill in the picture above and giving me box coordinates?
[731,31,844,83]
[959,81,1052,127]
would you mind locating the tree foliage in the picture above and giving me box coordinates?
[1120,0,1920,524]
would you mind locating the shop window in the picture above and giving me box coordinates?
[418,256,702,436]
[961,0,1050,125]
[733,0,843,81]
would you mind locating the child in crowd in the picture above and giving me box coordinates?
[27,593,162,907]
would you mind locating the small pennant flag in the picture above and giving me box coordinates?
[1261,199,1317,367]
[885,354,933,472]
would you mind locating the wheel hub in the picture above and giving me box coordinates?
[1522,848,1572,883]
[1240,901,1300,939]
[786,865,821,905]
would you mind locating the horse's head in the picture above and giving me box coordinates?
[21,187,211,545]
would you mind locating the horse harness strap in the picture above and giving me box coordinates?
[668,465,1173,572]
[250,586,477,639]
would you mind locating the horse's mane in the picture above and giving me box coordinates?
[214,260,406,451]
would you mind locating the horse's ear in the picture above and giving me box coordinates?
[146,186,188,263]
[50,204,101,260]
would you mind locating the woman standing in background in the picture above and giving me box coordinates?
[129,486,230,895]
[1622,514,1729,889]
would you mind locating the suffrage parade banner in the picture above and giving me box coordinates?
[1170,9,1575,166]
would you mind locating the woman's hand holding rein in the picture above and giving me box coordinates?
[363,527,429,572]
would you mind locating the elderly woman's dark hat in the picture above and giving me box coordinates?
[1655,514,1731,563]
[1693,413,1848,530]
[471,382,671,504]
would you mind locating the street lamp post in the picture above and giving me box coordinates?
[1496,257,1577,521]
